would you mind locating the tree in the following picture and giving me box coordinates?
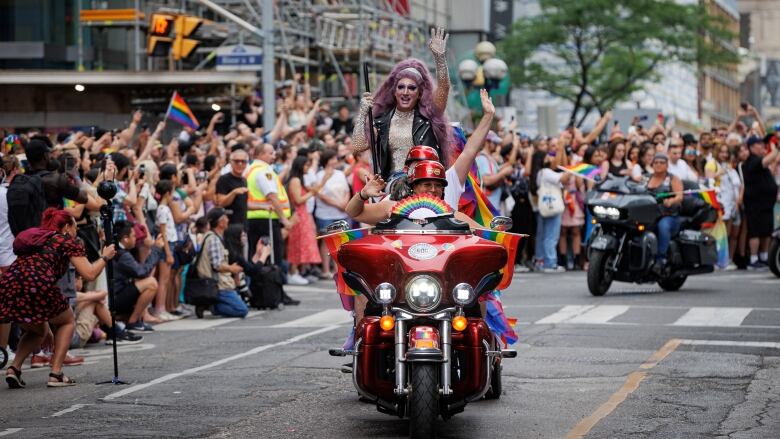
[499,0,738,127]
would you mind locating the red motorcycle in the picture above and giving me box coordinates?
[328,211,519,439]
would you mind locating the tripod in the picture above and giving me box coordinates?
[95,186,129,386]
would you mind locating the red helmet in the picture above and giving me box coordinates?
[404,145,440,166]
[407,160,448,187]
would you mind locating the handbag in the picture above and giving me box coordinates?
[183,234,219,306]
[537,180,565,218]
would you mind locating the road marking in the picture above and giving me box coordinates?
[535,305,595,324]
[154,310,266,331]
[103,325,341,401]
[46,404,92,418]
[565,339,682,439]
[271,309,352,328]
[0,429,22,437]
[672,307,752,327]
[680,339,780,349]
[568,305,630,324]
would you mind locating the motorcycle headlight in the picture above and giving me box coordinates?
[593,205,621,220]
[374,282,396,305]
[452,283,475,306]
[405,275,441,312]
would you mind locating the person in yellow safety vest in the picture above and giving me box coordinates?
[246,143,293,268]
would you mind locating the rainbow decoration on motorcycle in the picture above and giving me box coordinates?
[391,193,454,219]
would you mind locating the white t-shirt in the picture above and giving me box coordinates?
[156,204,178,243]
[444,167,465,211]
[536,168,563,188]
[0,184,17,267]
[315,169,350,220]
[303,167,318,214]
[668,160,698,182]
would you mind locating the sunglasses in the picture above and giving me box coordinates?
[231,159,248,164]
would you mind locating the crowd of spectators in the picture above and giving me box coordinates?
[1,71,778,385]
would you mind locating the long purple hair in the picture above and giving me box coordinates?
[372,58,452,166]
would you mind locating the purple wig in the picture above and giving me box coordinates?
[372,58,452,166]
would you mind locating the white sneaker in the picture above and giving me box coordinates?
[287,273,310,285]
[514,264,530,273]
[543,265,566,273]
[724,263,738,271]
[158,311,182,321]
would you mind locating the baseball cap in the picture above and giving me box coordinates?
[746,135,763,148]
[25,138,52,164]
[486,131,501,144]
[206,207,233,227]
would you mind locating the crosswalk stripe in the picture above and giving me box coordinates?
[672,307,752,327]
[568,305,630,324]
[535,305,595,324]
[154,310,265,331]
[271,309,352,328]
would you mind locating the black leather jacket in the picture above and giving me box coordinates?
[374,107,440,179]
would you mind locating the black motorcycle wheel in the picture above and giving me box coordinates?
[409,364,439,439]
[658,276,687,291]
[484,360,502,400]
[0,346,7,369]
[769,238,780,278]
[587,250,613,296]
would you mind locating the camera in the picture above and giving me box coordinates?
[139,164,146,179]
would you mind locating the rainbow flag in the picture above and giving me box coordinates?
[484,292,518,347]
[696,189,722,213]
[560,163,600,180]
[166,91,200,130]
[318,228,370,297]
[450,126,499,227]
[473,229,525,290]
[703,219,729,269]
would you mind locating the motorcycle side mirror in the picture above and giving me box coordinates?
[325,220,350,234]
[489,216,513,232]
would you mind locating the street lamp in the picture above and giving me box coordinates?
[457,41,507,93]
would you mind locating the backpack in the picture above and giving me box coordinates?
[243,260,284,309]
[7,172,47,236]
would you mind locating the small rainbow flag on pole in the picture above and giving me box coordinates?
[166,91,200,130]
[695,189,722,213]
[559,163,600,180]
[473,229,525,290]
[317,228,371,297]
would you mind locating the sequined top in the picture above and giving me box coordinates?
[388,110,415,173]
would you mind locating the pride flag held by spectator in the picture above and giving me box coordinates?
[559,163,600,180]
[166,91,200,130]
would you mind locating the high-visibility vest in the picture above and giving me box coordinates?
[246,161,291,220]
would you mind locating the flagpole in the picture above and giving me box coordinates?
[557,166,598,183]
[164,91,175,123]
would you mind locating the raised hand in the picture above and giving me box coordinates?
[480,89,495,116]
[362,174,387,198]
[428,26,448,57]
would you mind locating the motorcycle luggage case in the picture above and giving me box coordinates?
[678,230,717,266]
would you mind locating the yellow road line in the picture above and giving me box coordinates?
[564,338,682,439]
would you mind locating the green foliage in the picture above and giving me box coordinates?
[499,0,738,126]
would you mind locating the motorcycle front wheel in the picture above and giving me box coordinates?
[769,238,780,278]
[658,275,687,291]
[409,363,439,439]
[484,360,502,400]
[587,250,613,296]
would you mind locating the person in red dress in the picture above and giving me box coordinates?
[1,208,116,388]
[285,155,329,285]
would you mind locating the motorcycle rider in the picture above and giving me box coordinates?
[646,152,684,271]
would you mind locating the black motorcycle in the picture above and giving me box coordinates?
[585,176,718,296]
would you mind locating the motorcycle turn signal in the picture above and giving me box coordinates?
[380,314,395,331]
[452,315,468,332]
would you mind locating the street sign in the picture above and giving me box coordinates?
[216,45,263,71]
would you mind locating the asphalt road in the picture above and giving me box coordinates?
[1,270,779,439]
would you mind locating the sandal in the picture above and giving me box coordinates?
[6,366,26,389]
[47,372,76,388]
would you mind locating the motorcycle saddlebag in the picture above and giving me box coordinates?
[678,229,717,267]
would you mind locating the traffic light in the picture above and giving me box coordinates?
[147,13,174,56]
[172,16,203,61]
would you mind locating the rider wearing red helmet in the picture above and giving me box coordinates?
[404,145,440,169]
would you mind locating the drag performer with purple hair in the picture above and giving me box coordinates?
[352,27,451,180]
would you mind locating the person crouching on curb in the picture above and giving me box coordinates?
[0,208,116,388]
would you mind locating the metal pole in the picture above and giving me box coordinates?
[261,0,275,132]
[134,0,141,71]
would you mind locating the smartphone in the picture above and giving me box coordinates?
[260,236,270,246]
[638,115,649,122]
[139,164,146,179]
